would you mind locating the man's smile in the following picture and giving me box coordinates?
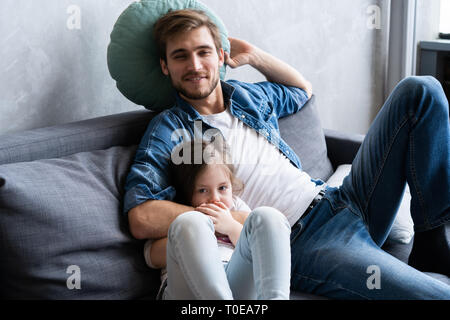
[183,73,208,82]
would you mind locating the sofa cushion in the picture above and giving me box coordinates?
[279,95,334,182]
[0,145,160,299]
[107,0,230,112]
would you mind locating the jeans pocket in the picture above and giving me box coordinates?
[290,221,304,245]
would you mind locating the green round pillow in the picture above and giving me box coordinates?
[107,0,230,112]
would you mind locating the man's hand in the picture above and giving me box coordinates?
[225,37,256,69]
[195,201,243,245]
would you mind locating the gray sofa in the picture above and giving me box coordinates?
[0,95,448,300]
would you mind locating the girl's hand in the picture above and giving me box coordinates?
[195,201,243,245]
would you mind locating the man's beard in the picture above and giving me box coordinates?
[171,72,220,100]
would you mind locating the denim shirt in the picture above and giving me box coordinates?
[123,79,310,214]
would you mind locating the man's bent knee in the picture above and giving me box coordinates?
[397,76,444,98]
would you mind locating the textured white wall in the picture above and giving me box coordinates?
[0,0,139,135]
[206,0,390,134]
[0,0,391,136]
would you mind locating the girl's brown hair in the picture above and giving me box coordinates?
[169,140,243,206]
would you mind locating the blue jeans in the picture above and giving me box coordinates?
[291,76,450,299]
[163,207,291,299]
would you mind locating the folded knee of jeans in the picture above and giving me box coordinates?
[399,76,444,100]
[248,206,290,230]
[168,210,213,241]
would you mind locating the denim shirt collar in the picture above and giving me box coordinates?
[174,81,236,122]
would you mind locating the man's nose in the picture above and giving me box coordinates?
[187,54,202,71]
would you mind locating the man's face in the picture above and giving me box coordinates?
[160,26,224,101]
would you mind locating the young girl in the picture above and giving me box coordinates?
[144,140,292,300]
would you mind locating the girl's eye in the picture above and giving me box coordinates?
[219,186,228,191]
[198,188,207,193]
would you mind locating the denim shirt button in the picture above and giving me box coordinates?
[241,114,245,119]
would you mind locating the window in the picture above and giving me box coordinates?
[440,0,450,35]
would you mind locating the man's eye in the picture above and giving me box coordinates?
[199,51,211,56]
[174,55,186,60]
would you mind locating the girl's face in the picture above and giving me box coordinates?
[191,164,234,209]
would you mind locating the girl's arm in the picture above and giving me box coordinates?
[226,222,243,246]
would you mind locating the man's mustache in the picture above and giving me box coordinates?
[182,72,208,80]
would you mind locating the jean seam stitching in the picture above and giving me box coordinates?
[146,112,165,150]
[408,120,430,229]
[291,272,370,300]
[361,114,409,221]
[240,216,253,262]
[169,217,204,299]
[416,214,450,232]
[324,196,359,217]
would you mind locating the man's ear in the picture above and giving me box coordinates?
[218,48,224,67]
[160,58,169,76]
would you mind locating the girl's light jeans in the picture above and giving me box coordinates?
[163,207,291,299]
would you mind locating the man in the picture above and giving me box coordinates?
[123,9,450,299]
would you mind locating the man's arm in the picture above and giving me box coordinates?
[128,199,249,240]
[133,200,249,269]
[149,237,167,269]
[128,200,192,240]
[225,37,312,99]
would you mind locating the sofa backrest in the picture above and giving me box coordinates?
[0,109,154,166]
[0,95,333,181]
[279,95,333,181]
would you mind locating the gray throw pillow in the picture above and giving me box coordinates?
[279,95,334,182]
[0,145,160,299]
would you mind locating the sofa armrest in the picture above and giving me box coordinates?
[324,128,365,169]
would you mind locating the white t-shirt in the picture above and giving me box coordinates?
[202,106,323,227]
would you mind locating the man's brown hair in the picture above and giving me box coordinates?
[153,9,222,62]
